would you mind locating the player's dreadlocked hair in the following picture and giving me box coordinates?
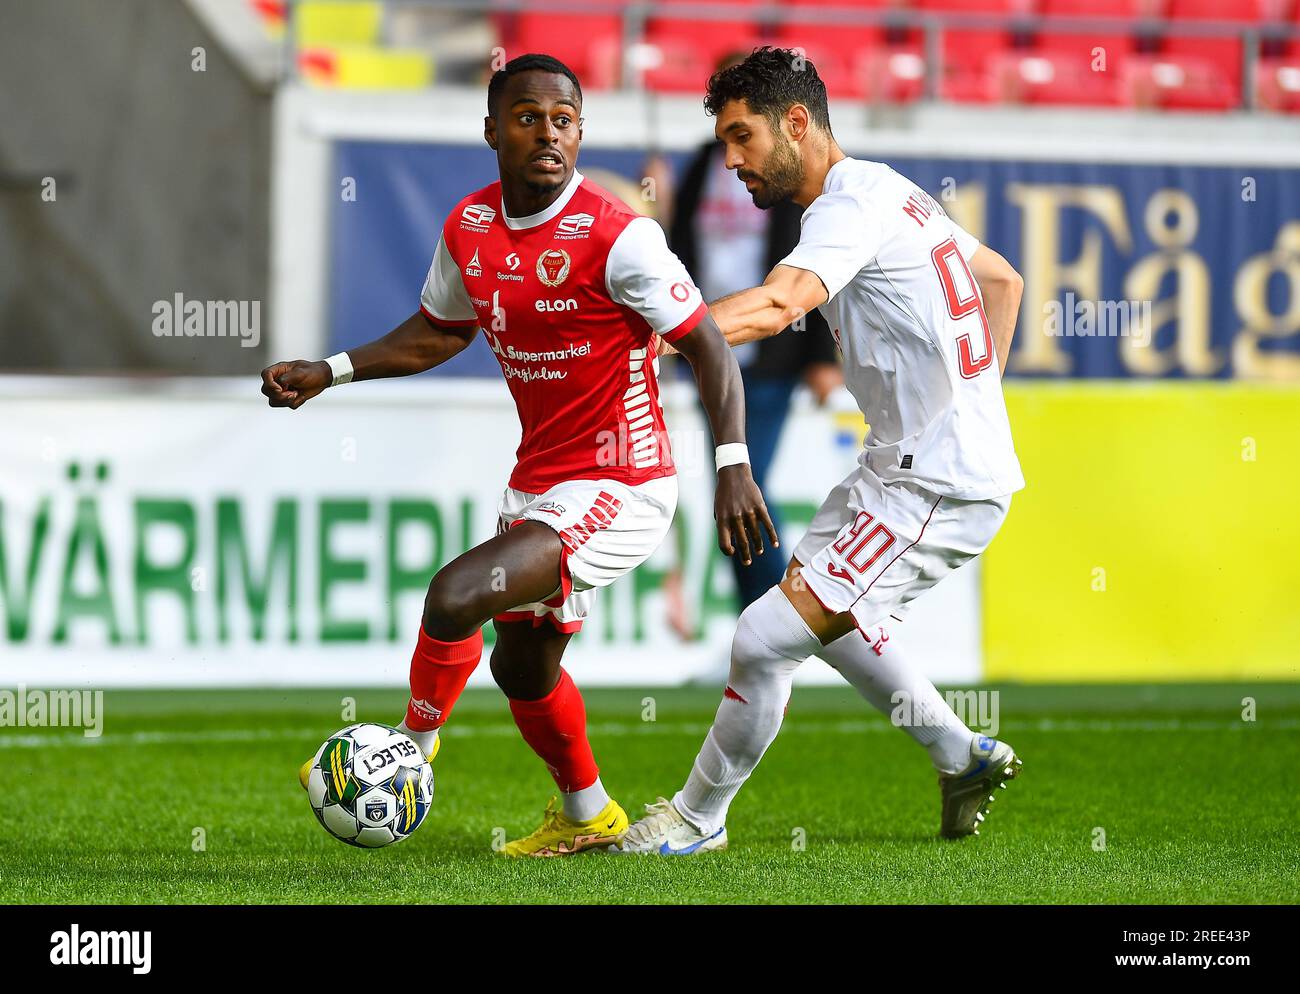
[487,53,583,118]
[704,46,832,134]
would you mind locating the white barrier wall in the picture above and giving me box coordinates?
[0,376,982,687]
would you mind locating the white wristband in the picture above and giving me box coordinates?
[325,352,354,387]
[715,442,750,472]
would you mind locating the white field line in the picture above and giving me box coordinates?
[0,716,1295,750]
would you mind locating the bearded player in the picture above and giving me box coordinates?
[619,48,1026,854]
[261,54,774,856]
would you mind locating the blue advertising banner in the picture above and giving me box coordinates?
[328,140,1300,380]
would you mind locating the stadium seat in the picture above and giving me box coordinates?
[1017,0,1144,105]
[857,15,937,104]
[774,0,889,99]
[1165,0,1274,21]
[639,0,765,93]
[913,0,1034,104]
[1151,0,1271,108]
[294,1,383,47]
[510,12,627,87]
[1256,56,1300,109]
[1036,0,1143,65]
[1254,4,1300,111]
[292,0,431,90]
[297,46,433,89]
[987,48,1130,104]
[1120,53,1240,109]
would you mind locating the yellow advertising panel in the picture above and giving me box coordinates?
[985,383,1300,681]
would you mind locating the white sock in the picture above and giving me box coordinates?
[820,626,975,774]
[675,586,820,834]
[562,777,611,822]
[396,719,439,758]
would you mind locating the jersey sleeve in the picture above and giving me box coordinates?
[419,233,478,327]
[778,190,882,302]
[606,216,707,343]
[948,215,981,262]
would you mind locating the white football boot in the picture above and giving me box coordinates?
[939,735,1022,838]
[612,797,728,855]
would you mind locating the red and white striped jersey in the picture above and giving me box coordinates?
[421,171,706,492]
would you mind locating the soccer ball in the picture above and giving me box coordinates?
[306,723,434,848]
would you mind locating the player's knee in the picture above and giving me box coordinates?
[489,651,549,701]
[729,600,779,679]
[422,571,487,640]
[728,588,812,687]
[488,650,517,695]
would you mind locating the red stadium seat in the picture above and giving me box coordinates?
[509,12,626,86]
[641,0,764,93]
[1121,53,1241,109]
[774,0,890,99]
[988,47,1131,104]
[1029,0,1144,103]
[1158,44,1242,106]
[1165,0,1274,21]
[1253,3,1300,110]
[1256,56,1300,110]
[855,45,930,103]
[1156,0,1277,107]
[1037,0,1143,62]
[913,0,1034,103]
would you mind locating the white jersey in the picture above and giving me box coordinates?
[780,157,1024,500]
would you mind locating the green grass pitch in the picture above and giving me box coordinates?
[3,683,1297,904]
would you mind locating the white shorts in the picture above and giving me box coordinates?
[494,475,678,633]
[792,464,1010,633]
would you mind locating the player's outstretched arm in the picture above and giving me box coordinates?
[708,264,830,349]
[260,310,478,410]
[969,246,1023,376]
[672,313,778,566]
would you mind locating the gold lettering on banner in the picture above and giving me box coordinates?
[1005,184,1133,374]
[1122,190,1219,376]
[1233,221,1300,381]
[942,181,987,244]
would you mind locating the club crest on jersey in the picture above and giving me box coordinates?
[555,212,595,239]
[461,203,496,230]
[536,248,572,287]
[464,248,482,278]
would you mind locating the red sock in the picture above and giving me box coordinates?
[404,627,483,731]
[508,668,599,793]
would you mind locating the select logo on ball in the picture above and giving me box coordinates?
[307,723,435,848]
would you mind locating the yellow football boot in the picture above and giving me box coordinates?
[501,796,628,857]
[299,732,440,789]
